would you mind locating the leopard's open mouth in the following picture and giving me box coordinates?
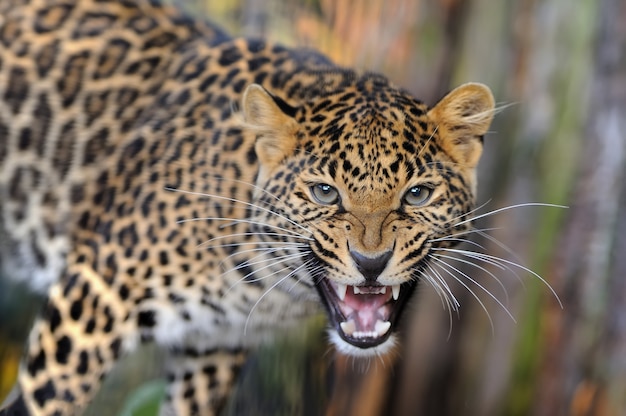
[316,277,417,349]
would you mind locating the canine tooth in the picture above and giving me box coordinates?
[340,320,356,335]
[392,284,401,300]
[375,320,391,336]
[336,283,347,301]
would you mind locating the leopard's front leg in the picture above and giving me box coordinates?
[160,346,247,416]
[2,263,137,415]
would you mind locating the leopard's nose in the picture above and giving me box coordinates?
[350,250,393,282]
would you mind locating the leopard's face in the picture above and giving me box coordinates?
[242,77,495,355]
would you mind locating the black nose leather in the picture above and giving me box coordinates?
[350,250,392,282]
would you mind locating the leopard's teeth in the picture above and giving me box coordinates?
[392,284,401,300]
[340,319,356,335]
[374,319,391,336]
[335,283,347,301]
[340,319,391,338]
[353,286,387,295]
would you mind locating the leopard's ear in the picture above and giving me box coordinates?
[242,84,298,169]
[427,83,495,168]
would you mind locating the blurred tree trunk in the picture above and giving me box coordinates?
[534,0,626,414]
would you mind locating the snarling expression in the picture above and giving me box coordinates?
[243,76,495,355]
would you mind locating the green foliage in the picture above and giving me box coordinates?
[117,380,166,416]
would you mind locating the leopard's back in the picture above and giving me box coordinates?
[0,0,227,289]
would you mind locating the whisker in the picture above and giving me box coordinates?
[201,173,282,203]
[433,247,507,272]
[223,253,309,297]
[429,256,497,334]
[165,187,311,235]
[177,217,312,241]
[453,202,568,228]
[218,245,294,270]
[429,237,486,251]
[417,125,439,158]
[431,252,510,305]
[433,247,523,288]
[223,251,308,284]
[445,199,493,224]
[287,257,321,292]
[207,241,308,250]
[428,227,502,242]
[198,232,309,248]
[244,260,313,334]
[431,254,516,322]
[420,265,456,339]
[236,261,298,286]
[475,230,526,268]
[433,248,563,308]
[418,266,454,312]
[424,262,460,311]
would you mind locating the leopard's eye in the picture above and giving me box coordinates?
[311,183,339,205]
[403,185,433,206]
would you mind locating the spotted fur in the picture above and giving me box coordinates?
[0,0,495,414]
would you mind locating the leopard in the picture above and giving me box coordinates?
[0,0,496,414]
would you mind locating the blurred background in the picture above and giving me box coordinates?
[1,0,625,414]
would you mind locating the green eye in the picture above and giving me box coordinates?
[311,183,339,205]
[403,185,433,206]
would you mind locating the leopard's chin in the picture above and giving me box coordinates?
[315,277,417,353]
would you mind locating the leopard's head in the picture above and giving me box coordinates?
[242,74,495,356]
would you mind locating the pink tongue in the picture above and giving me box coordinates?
[341,289,391,332]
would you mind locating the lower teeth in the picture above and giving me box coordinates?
[340,319,391,338]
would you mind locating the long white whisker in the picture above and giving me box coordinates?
[417,125,439,158]
[453,203,568,228]
[165,187,311,234]
[178,217,312,240]
[236,258,303,286]
[424,262,460,310]
[434,247,507,272]
[207,241,308,250]
[431,252,510,305]
[287,256,318,292]
[434,247,523,288]
[438,257,513,324]
[201,174,282,203]
[475,230,526,268]
[198,232,308,248]
[421,271,449,309]
[219,246,294,270]
[224,253,309,296]
[445,199,493,224]
[429,227,502,242]
[198,176,311,227]
[421,264,456,339]
[223,251,307,283]
[430,237,486,251]
[433,248,562,308]
[429,256,497,334]
[244,260,312,334]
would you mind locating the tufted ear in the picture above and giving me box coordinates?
[427,83,495,168]
[242,84,298,173]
